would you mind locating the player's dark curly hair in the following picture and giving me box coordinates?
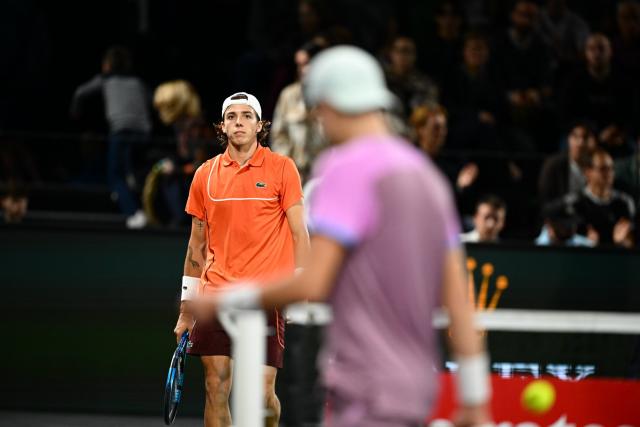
[214,118,271,148]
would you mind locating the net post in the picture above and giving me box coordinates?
[219,309,266,427]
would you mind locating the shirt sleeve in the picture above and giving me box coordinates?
[70,75,104,117]
[280,157,303,212]
[185,162,207,220]
[310,162,378,247]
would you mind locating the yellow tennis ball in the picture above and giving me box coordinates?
[521,380,556,414]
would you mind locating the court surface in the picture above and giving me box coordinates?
[0,411,201,427]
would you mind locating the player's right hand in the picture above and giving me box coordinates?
[174,313,195,343]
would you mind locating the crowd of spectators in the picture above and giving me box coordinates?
[1,0,639,249]
[268,0,640,248]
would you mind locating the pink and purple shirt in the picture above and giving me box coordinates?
[309,135,461,422]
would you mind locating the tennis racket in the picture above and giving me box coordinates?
[163,331,189,425]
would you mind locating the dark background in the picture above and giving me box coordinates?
[1,0,625,131]
[3,0,403,131]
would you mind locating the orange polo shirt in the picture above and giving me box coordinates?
[185,144,302,291]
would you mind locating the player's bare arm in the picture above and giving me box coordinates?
[174,216,207,342]
[285,202,311,269]
[259,235,344,308]
[442,248,482,356]
[442,248,492,426]
[184,216,206,277]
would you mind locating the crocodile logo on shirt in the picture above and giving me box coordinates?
[256,182,267,188]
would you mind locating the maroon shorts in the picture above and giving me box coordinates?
[186,309,285,368]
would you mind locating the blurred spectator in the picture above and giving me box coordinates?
[560,33,637,156]
[537,0,590,65]
[612,0,640,76]
[410,104,479,202]
[150,80,217,227]
[271,40,327,182]
[70,46,152,229]
[442,32,503,152]
[384,35,439,118]
[411,104,448,158]
[497,1,553,110]
[421,1,464,84]
[496,0,554,148]
[614,135,640,201]
[460,194,507,243]
[1,191,28,224]
[572,149,635,247]
[538,122,596,206]
[535,209,594,247]
[442,32,527,220]
[0,140,38,224]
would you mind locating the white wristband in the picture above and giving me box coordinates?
[218,286,261,311]
[181,276,200,301]
[455,352,491,406]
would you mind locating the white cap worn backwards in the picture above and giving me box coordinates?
[221,92,262,119]
[303,45,394,114]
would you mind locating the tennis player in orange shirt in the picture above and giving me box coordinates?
[173,92,310,427]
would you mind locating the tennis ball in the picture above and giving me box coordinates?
[521,379,556,414]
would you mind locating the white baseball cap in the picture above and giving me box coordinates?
[303,45,394,114]
[221,92,262,119]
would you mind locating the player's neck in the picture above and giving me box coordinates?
[228,140,258,166]
[337,113,390,144]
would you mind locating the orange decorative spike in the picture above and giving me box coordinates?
[488,275,508,310]
[477,263,494,309]
[466,258,477,308]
